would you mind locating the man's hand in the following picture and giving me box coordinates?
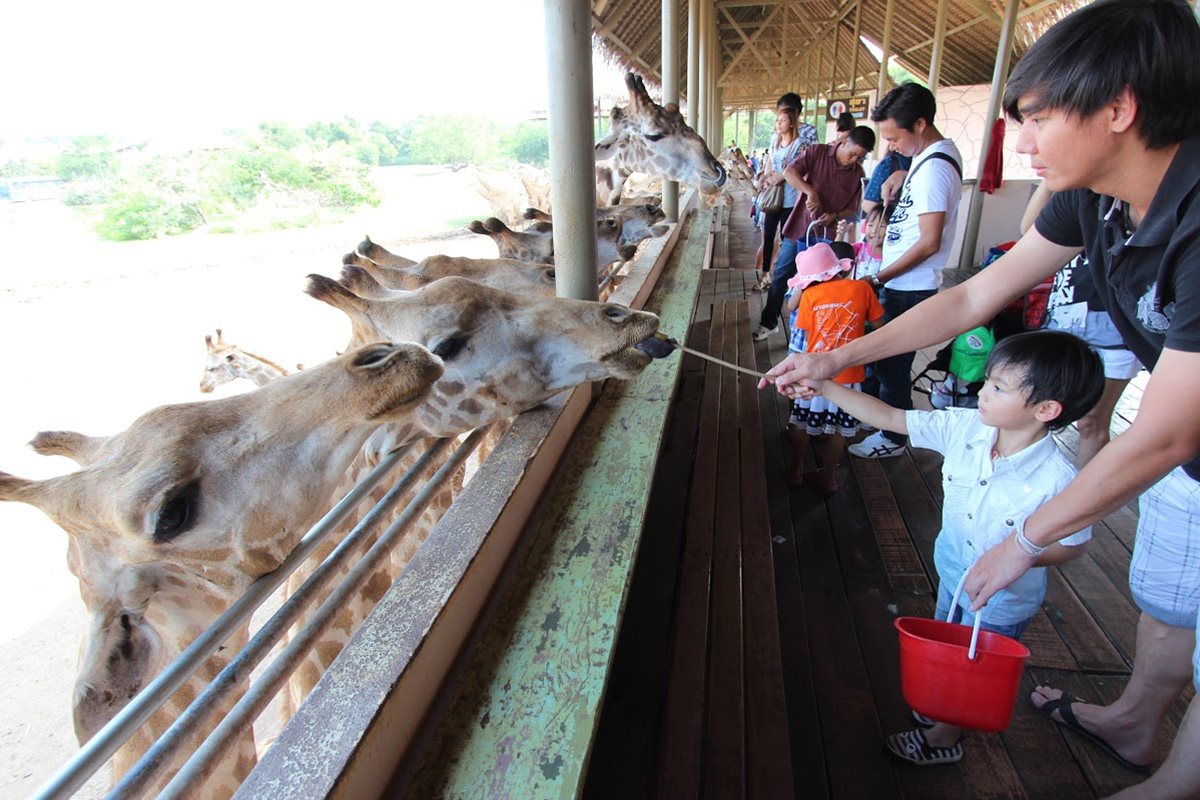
[757,352,840,395]
[881,170,907,204]
[963,535,1037,610]
[805,192,822,214]
[816,212,837,226]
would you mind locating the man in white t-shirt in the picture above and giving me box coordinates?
[850,82,964,459]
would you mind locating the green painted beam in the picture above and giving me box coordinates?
[403,210,712,799]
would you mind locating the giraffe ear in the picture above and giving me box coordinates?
[29,430,109,466]
[0,471,38,504]
[73,606,162,744]
[664,102,680,114]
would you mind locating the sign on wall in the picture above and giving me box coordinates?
[826,96,870,120]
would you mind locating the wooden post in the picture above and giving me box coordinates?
[687,0,700,129]
[544,0,598,300]
[662,0,680,221]
[927,0,949,94]
[849,0,864,93]
[957,0,1021,269]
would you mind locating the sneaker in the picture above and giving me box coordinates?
[848,431,905,459]
[858,421,877,432]
[911,709,937,729]
[751,324,776,342]
[885,728,963,766]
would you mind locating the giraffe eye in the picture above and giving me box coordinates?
[432,335,470,361]
[154,480,200,543]
[644,133,665,142]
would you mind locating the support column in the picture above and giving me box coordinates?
[697,0,710,142]
[957,0,1021,269]
[544,0,597,301]
[849,0,864,92]
[687,0,700,128]
[748,108,757,151]
[662,0,680,221]
[875,0,897,155]
[927,0,949,94]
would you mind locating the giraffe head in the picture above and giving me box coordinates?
[0,342,442,747]
[467,215,632,267]
[340,254,558,299]
[199,328,292,392]
[594,73,727,198]
[305,275,661,438]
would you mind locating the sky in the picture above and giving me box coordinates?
[2,0,625,142]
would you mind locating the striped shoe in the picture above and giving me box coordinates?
[885,728,963,766]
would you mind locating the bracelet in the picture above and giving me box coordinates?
[1013,523,1047,557]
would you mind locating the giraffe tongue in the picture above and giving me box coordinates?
[634,334,677,359]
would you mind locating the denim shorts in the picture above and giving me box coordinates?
[934,579,1033,640]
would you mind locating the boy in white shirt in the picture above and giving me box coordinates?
[801,330,1104,765]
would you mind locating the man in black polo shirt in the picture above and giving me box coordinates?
[761,1,1200,794]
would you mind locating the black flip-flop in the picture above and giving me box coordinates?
[1034,692,1153,773]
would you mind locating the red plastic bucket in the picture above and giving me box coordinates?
[895,615,1030,731]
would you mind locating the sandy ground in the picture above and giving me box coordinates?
[0,165,501,798]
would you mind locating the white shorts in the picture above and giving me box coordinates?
[1126,465,1200,688]
[1096,346,1143,381]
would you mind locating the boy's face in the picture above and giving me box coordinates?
[1014,93,1115,193]
[976,364,1040,430]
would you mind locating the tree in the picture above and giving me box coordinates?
[55,136,118,181]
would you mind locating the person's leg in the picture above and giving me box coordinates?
[1073,377,1130,468]
[757,235,800,331]
[1105,694,1200,799]
[873,288,936,446]
[782,407,811,482]
[1032,614,1193,766]
[814,433,845,486]
[1033,467,1200,767]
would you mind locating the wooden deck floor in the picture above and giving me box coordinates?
[583,200,1192,799]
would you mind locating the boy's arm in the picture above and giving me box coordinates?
[1033,540,1087,567]
[785,290,801,313]
[815,379,908,434]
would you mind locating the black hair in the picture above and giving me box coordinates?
[871,82,937,131]
[984,330,1104,430]
[777,92,804,113]
[1002,0,1200,149]
[847,126,877,152]
[836,112,856,132]
[829,241,855,262]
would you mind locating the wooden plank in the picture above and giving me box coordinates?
[703,301,747,797]
[850,456,931,595]
[1056,546,1141,665]
[1042,571,1130,673]
[1001,671,1095,799]
[734,299,794,799]
[755,304,830,800]
[582,370,705,799]
[655,328,724,800]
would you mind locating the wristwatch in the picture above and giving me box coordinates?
[867,274,882,289]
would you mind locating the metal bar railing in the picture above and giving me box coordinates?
[107,437,463,798]
[158,428,485,799]
[33,433,472,800]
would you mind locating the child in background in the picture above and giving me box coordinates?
[796,330,1104,764]
[784,243,885,492]
[852,203,890,283]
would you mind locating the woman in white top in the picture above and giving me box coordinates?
[753,107,804,290]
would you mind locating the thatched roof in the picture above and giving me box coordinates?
[591,0,1087,108]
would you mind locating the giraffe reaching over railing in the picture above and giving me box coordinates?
[200,329,299,393]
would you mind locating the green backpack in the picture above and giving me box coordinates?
[949,326,995,384]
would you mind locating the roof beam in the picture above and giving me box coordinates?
[719,5,782,80]
[719,6,776,73]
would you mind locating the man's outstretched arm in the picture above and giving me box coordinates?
[758,228,1079,394]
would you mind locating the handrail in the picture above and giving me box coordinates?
[157,429,485,799]
[106,435,472,798]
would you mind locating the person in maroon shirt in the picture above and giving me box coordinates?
[753,126,873,340]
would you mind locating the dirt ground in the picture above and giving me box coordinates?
[0,165,501,798]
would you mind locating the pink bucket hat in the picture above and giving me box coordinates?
[787,242,852,290]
